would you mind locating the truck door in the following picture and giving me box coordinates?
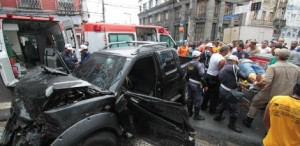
[0,19,19,86]
[155,50,183,100]
[124,91,194,146]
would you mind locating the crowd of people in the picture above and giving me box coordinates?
[184,38,300,145]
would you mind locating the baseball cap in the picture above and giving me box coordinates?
[205,43,214,48]
[65,44,72,49]
[65,44,73,50]
[275,48,290,59]
[192,50,201,58]
[227,55,239,62]
[79,44,88,51]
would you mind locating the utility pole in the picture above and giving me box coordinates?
[102,0,105,22]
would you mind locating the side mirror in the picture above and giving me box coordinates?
[115,94,127,113]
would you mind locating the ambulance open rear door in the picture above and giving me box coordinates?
[0,19,19,86]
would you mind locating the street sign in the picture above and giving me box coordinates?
[224,14,240,19]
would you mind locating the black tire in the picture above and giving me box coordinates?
[78,131,118,146]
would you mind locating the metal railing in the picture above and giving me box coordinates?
[56,1,78,14]
[16,0,41,10]
[103,41,168,54]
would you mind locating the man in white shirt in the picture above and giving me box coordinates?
[259,40,272,54]
[201,45,230,114]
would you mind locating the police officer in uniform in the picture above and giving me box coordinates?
[214,55,248,133]
[186,50,208,120]
[61,44,79,71]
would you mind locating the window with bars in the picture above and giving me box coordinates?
[197,1,206,18]
[195,23,205,41]
[149,0,153,9]
[224,2,233,15]
[143,3,147,11]
[214,2,220,18]
[175,8,180,20]
[57,0,75,12]
[17,0,41,9]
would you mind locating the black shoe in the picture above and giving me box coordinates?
[228,124,243,133]
[243,117,254,128]
[214,116,225,121]
[187,105,194,117]
[193,115,205,120]
[193,108,205,120]
[228,117,243,133]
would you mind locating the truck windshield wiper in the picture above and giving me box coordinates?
[42,66,68,76]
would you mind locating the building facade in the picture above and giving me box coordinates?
[244,0,275,27]
[138,0,248,42]
[281,0,300,46]
[0,0,88,36]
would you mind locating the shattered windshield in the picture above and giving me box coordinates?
[73,53,127,90]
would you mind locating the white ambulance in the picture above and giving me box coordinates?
[0,14,78,87]
[82,22,177,52]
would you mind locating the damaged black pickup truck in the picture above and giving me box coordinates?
[0,43,195,146]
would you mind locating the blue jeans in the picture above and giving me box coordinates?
[238,62,265,76]
[187,82,203,109]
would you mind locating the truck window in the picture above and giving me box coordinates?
[159,51,177,73]
[160,35,175,48]
[108,34,134,48]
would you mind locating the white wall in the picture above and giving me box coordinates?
[240,26,273,43]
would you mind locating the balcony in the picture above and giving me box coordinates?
[17,0,41,10]
[249,19,273,27]
[56,1,78,15]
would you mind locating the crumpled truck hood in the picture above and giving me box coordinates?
[13,67,92,120]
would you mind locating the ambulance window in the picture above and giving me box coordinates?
[65,28,76,48]
[160,35,175,48]
[108,34,134,48]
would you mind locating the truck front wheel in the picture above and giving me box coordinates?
[77,131,118,146]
